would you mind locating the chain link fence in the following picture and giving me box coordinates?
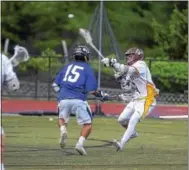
[2,56,188,104]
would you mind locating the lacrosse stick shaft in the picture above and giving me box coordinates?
[4,38,9,54]
[79,28,116,72]
[89,43,104,59]
[91,43,116,73]
[62,40,69,64]
[88,95,119,101]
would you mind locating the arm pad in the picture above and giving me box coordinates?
[112,62,129,74]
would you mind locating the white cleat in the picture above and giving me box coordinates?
[113,139,122,151]
[75,144,87,156]
[59,131,67,149]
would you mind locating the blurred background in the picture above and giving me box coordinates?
[1,1,188,105]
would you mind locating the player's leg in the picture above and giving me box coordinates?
[120,98,156,145]
[118,101,139,136]
[58,100,71,148]
[113,102,139,150]
[120,111,140,148]
[113,107,140,151]
[74,101,93,155]
[1,127,5,170]
[117,101,134,129]
[114,98,155,151]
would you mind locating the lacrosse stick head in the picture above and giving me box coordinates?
[79,28,93,44]
[10,45,30,67]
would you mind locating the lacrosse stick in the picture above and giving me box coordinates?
[9,45,30,67]
[88,94,119,101]
[61,40,69,64]
[79,28,116,73]
[79,28,105,59]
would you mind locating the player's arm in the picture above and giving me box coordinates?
[52,71,63,92]
[85,67,109,101]
[3,54,20,91]
[101,58,138,77]
[90,90,109,101]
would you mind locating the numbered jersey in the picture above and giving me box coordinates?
[130,60,157,99]
[55,61,97,101]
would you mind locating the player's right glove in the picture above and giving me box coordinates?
[101,58,117,67]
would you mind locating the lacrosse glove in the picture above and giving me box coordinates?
[95,90,109,102]
[101,58,117,67]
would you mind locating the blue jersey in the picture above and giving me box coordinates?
[55,61,97,101]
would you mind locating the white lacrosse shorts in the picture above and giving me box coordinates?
[58,99,93,125]
[118,98,156,123]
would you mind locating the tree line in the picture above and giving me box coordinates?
[2,1,188,60]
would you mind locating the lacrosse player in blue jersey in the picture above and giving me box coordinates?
[53,45,109,155]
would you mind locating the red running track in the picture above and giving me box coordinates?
[2,99,188,118]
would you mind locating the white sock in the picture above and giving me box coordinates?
[78,136,86,146]
[60,125,67,133]
[120,114,140,147]
[0,163,4,170]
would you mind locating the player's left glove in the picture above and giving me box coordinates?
[100,92,109,102]
[101,58,117,67]
[95,90,109,102]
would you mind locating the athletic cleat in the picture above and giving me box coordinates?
[113,139,122,151]
[59,131,67,149]
[130,131,139,139]
[75,144,87,155]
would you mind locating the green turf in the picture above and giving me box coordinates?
[2,116,188,170]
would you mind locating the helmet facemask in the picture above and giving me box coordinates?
[125,48,144,65]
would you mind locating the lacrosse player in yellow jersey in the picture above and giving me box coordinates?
[1,45,29,169]
[101,47,159,151]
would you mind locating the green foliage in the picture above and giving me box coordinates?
[90,59,115,75]
[1,1,95,50]
[152,7,188,60]
[18,48,62,72]
[151,61,187,79]
[150,61,188,92]
[2,1,188,58]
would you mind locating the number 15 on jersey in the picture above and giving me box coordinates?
[63,64,84,83]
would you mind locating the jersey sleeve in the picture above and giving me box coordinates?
[85,67,97,92]
[2,54,17,82]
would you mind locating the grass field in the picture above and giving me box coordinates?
[2,116,188,170]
